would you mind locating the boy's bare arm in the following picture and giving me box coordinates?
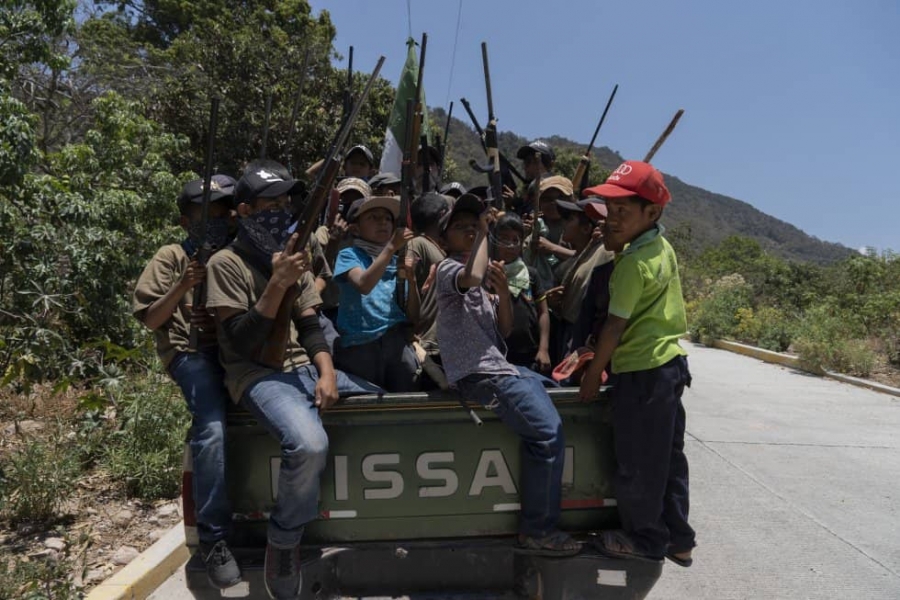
[579,315,628,400]
[535,297,552,372]
[401,254,421,324]
[458,210,495,290]
[143,259,204,331]
[344,228,412,295]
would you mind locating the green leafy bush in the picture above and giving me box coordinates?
[0,432,78,525]
[689,274,753,341]
[103,374,189,500]
[794,305,876,376]
[734,306,797,352]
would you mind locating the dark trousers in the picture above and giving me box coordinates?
[609,355,695,557]
[335,326,420,392]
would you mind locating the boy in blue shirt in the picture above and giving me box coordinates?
[579,161,695,567]
[333,195,421,391]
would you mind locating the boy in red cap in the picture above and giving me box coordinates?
[578,161,695,567]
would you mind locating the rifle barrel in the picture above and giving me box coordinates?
[586,83,618,154]
[481,42,494,121]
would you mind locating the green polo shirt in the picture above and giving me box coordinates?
[608,224,687,374]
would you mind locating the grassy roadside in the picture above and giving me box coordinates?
[0,373,188,599]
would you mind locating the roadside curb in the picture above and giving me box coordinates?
[708,339,900,399]
[86,522,188,600]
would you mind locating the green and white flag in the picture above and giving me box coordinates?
[380,37,430,175]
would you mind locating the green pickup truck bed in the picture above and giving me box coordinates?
[181,388,662,599]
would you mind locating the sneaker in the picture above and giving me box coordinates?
[200,540,242,589]
[264,542,302,599]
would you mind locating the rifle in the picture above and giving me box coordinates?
[285,47,312,176]
[475,42,504,210]
[256,56,386,368]
[342,46,354,126]
[188,96,220,351]
[459,97,526,187]
[644,108,684,163]
[420,128,431,193]
[571,83,618,193]
[260,93,272,159]
[397,33,427,311]
[437,100,453,180]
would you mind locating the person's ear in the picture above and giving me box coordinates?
[236,202,252,218]
[646,204,663,222]
[179,214,190,230]
[348,223,360,236]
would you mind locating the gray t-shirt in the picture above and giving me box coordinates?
[436,259,519,385]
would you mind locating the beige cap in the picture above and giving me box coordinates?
[539,175,574,198]
[336,177,371,198]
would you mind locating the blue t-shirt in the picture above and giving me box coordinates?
[334,246,408,347]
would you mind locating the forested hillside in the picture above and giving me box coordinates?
[433,107,852,265]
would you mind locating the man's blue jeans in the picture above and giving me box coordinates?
[169,350,231,545]
[240,365,382,548]
[456,369,565,537]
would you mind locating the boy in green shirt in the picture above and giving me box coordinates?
[578,161,695,568]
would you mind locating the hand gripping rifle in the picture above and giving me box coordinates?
[571,83,618,193]
[644,108,684,163]
[459,96,526,189]
[188,96,220,351]
[397,33,427,311]
[256,56,386,368]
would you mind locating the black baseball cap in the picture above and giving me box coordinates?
[345,144,375,166]
[440,193,484,233]
[236,165,306,204]
[177,174,236,211]
[516,140,556,162]
[557,198,608,220]
[369,172,401,188]
[439,182,467,198]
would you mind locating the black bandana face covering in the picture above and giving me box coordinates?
[235,208,295,271]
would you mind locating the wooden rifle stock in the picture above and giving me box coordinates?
[188,96,220,351]
[257,56,385,368]
[644,109,684,163]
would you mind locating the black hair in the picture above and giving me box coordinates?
[411,193,448,233]
[495,212,525,237]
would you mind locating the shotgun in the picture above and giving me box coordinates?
[571,84,618,193]
[188,96,220,351]
[256,56,386,368]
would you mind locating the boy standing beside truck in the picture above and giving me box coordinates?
[578,161,696,567]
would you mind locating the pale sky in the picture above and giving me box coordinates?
[311,0,900,254]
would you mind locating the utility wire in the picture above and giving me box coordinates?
[444,0,463,110]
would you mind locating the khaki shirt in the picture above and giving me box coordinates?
[407,235,446,353]
[559,242,615,325]
[205,248,322,402]
[132,244,216,369]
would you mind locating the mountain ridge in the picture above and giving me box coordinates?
[433,108,853,265]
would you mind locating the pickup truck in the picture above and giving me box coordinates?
[179,387,662,599]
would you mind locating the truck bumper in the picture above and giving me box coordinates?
[185,537,662,599]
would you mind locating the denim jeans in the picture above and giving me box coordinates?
[609,355,695,557]
[241,365,382,548]
[456,370,565,537]
[335,326,420,392]
[168,350,231,545]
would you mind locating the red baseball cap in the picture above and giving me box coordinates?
[582,161,671,206]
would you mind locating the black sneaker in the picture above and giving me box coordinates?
[264,542,302,599]
[200,540,242,589]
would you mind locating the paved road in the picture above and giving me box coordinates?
[150,342,900,599]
